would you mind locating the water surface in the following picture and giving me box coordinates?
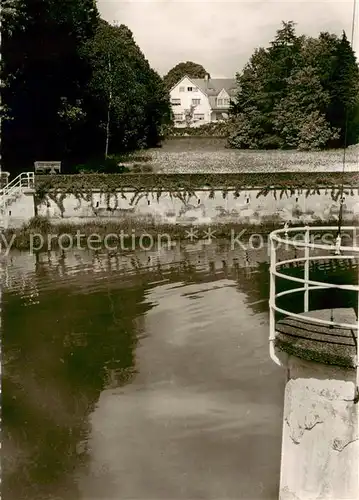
[2,242,284,500]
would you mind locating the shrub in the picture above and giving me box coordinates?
[131,164,154,173]
[73,155,131,174]
[297,112,340,151]
[169,122,230,138]
[26,215,52,233]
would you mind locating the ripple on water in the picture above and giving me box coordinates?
[2,245,283,500]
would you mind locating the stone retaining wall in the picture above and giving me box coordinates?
[37,188,359,226]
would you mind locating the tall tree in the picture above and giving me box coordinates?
[299,32,338,88]
[267,21,303,103]
[1,0,99,170]
[326,32,359,147]
[229,47,274,148]
[273,67,339,149]
[229,22,305,149]
[83,21,171,155]
[163,61,209,90]
[228,21,359,150]
[1,6,171,171]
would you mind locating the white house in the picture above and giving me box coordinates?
[169,74,237,128]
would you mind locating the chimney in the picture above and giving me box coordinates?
[204,73,209,91]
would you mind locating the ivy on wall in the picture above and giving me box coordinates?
[35,173,359,215]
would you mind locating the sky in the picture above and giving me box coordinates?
[98,0,358,77]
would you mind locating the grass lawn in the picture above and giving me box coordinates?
[147,139,358,173]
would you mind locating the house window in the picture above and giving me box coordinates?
[174,113,183,120]
[224,98,230,106]
[179,87,185,92]
[194,114,205,121]
[217,98,224,106]
[187,87,194,91]
[171,98,181,105]
[192,99,200,105]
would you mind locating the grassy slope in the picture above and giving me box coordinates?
[149,146,358,173]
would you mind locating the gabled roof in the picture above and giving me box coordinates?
[191,78,237,97]
[170,75,237,97]
[169,75,208,97]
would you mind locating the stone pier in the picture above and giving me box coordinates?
[272,308,359,500]
[2,188,35,229]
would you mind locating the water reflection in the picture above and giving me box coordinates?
[2,241,286,500]
[3,266,151,499]
[80,279,283,499]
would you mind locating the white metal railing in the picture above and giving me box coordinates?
[269,225,359,397]
[0,172,34,214]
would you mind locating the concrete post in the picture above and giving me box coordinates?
[272,309,359,500]
[279,355,358,500]
[6,189,36,228]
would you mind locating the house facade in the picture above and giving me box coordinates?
[169,74,237,128]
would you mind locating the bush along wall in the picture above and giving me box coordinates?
[34,172,359,214]
[168,122,230,138]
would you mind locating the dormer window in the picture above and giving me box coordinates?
[217,98,230,107]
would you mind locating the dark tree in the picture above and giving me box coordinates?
[228,21,359,150]
[1,0,99,171]
[83,21,171,155]
[1,4,171,172]
[326,32,359,147]
[163,61,209,90]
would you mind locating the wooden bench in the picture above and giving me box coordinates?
[34,161,61,174]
